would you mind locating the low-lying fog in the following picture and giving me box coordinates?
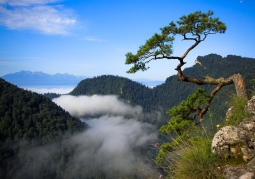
[22,85,75,94]
[52,94,158,176]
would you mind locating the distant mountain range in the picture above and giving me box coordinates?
[133,78,165,87]
[0,70,164,87]
[1,71,87,86]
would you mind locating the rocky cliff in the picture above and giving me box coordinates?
[211,96,255,179]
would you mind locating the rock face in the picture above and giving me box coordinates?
[211,96,255,179]
[211,125,249,157]
[245,96,255,114]
[238,116,255,162]
[223,166,255,179]
[212,116,255,161]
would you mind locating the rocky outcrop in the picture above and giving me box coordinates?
[226,106,235,121]
[245,96,255,114]
[223,166,255,179]
[211,96,255,179]
[211,125,249,156]
[212,116,255,161]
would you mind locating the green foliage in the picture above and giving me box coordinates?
[155,88,211,163]
[174,10,226,35]
[156,133,192,164]
[43,92,61,99]
[125,34,174,73]
[169,137,223,179]
[160,88,211,134]
[125,11,226,73]
[224,95,253,126]
[250,77,255,96]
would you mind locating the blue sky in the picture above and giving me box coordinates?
[0,0,255,80]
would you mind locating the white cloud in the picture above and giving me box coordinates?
[0,0,77,35]
[83,36,104,42]
[51,94,157,175]
[0,0,60,6]
[13,93,158,177]
[68,115,157,174]
[24,86,75,94]
[53,95,143,117]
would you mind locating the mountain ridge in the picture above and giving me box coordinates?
[1,70,87,86]
[69,54,255,127]
[1,70,164,87]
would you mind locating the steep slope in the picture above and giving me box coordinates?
[0,79,147,179]
[154,54,255,123]
[0,78,86,179]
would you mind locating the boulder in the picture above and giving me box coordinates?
[211,125,249,156]
[245,96,255,114]
[223,166,255,179]
[212,96,255,178]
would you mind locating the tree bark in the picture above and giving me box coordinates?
[229,73,248,100]
[178,72,248,125]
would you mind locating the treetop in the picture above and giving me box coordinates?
[125,10,227,73]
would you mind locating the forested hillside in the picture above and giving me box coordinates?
[154,54,255,126]
[70,54,255,127]
[0,79,87,178]
[0,79,145,179]
[70,75,155,112]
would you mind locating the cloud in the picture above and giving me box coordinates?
[13,115,158,178]
[53,95,143,117]
[82,36,104,42]
[24,86,75,94]
[68,115,157,174]
[12,94,158,178]
[0,0,60,6]
[0,0,77,35]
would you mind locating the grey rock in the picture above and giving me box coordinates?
[212,97,255,179]
[238,116,255,132]
[223,166,255,179]
[247,157,255,170]
[245,96,255,114]
[211,126,249,155]
[226,106,235,121]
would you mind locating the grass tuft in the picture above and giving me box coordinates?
[169,136,223,179]
[225,95,252,126]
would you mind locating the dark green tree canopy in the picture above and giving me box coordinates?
[125,10,226,73]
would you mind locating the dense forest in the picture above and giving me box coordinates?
[70,54,255,127]
[0,79,145,179]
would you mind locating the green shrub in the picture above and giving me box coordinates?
[169,136,223,179]
[224,95,252,126]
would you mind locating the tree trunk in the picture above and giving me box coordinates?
[229,73,248,100]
